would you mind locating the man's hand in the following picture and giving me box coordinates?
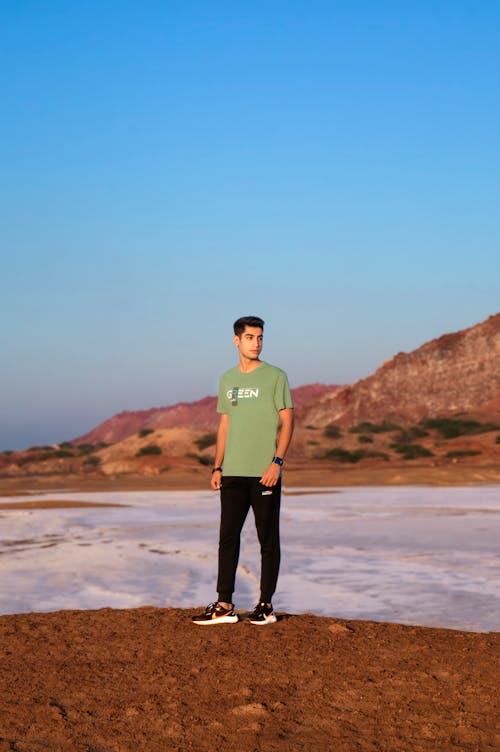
[260,462,281,487]
[211,469,222,491]
[210,415,227,491]
[259,408,293,488]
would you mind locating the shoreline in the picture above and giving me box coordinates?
[2,460,500,496]
[2,486,498,632]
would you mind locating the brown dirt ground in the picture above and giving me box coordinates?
[0,607,498,752]
[0,501,128,510]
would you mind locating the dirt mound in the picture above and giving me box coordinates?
[0,607,498,751]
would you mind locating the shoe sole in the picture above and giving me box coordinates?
[192,615,239,625]
[249,614,277,625]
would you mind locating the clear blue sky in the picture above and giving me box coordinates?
[1,1,499,449]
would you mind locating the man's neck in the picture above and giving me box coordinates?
[238,357,263,374]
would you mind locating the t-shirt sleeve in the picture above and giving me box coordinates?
[274,370,294,411]
[216,377,228,414]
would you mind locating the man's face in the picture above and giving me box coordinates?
[234,326,263,361]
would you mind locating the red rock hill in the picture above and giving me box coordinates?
[304,313,500,427]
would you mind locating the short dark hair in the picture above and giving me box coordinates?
[233,316,265,337]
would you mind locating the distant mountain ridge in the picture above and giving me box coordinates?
[73,313,500,445]
[73,384,339,445]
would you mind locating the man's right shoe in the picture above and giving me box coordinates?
[192,601,239,625]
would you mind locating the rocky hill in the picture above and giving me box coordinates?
[73,396,218,445]
[304,313,500,427]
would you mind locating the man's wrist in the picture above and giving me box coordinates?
[272,456,284,466]
[212,466,222,474]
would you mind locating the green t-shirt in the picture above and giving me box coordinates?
[217,361,293,477]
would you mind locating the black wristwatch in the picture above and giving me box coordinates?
[212,466,222,474]
[273,456,283,466]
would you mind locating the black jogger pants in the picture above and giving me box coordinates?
[217,476,281,604]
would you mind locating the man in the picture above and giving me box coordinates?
[192,316,294,625]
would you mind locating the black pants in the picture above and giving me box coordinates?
[217,476,281,604]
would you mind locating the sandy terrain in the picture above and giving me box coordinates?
[0,607,498,752]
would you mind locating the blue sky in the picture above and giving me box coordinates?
[1,1,499,449]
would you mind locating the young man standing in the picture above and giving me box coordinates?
[193,316,294,625]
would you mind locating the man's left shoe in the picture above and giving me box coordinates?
[192,601,239,625]
[248,602,277,625]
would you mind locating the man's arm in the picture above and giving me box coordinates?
[260,407,294,487]
[211,413,228,490]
